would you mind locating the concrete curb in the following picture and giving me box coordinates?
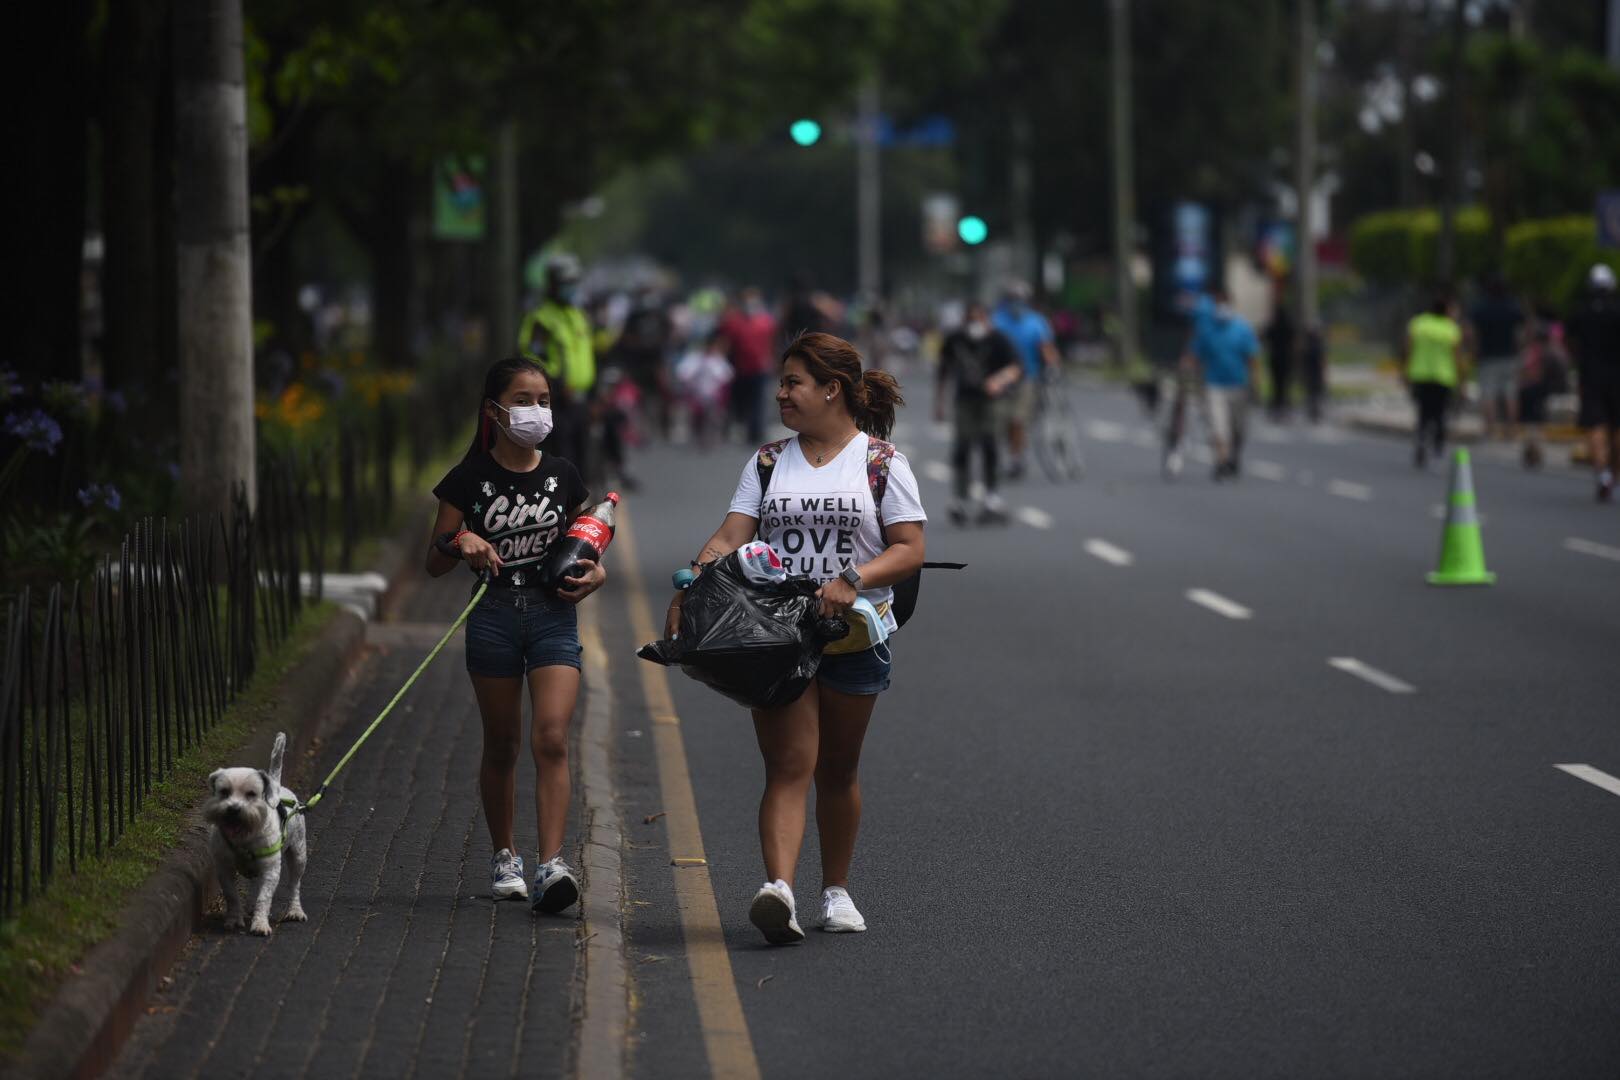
[10,607,367,1080]
[576,605,629,1080]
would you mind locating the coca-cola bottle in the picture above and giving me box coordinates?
[537,492,619,595]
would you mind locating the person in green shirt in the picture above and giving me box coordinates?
[1402,296,1465,469]
[518,255,597,469]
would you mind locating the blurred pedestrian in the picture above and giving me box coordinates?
[615,289,674,439]
[1469,275,1526,441]
[718,287,777,443]
[518,255,596,472]
[674,330,734,449]
[425,358,607,914]
[1263,300,1296,420]
[1299,322,1327,423]
[780,271,831,343]
[1402,295,1464,470]
[992,280,1060,479]
[1186,287,1261,480]
[1566,263,1620,502]
[668,332,926,944]
[935,301,1022,524]
[1515,311,1564,470]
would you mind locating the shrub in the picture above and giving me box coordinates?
[1347,207,1493,286]
[1503,215,1620,311]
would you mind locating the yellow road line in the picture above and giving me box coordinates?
[616,507,761,1080]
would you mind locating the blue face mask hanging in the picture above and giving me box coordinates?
[847,597,891,665]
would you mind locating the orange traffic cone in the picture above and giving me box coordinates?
[1427,448,1495,586]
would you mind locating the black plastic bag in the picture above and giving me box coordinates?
[637,551,848,710]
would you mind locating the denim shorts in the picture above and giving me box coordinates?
[463,587,582,678]
[817,644,892,696]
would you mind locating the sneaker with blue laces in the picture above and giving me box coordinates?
[531,856,580,914]
[491,849,527,901]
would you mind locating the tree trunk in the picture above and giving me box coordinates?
[16,0,90,383]
[103,0,170,401]
[174,0,255,515]
[1435,0,1467,286]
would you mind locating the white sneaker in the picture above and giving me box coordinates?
[491,849,528,901]
[531,856,579,914]
[820,886,867,933]
[748,880,804,945]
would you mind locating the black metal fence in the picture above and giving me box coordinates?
[0,454,319,920]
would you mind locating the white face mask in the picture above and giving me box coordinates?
[966,320,989,340]
[491,401,553,448]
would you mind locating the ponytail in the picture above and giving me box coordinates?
[853,369,903,441]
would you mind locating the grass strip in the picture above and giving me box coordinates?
[0,602,338,1061]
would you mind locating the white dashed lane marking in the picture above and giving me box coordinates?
[1563,537,1620,563]
[1084,419,1129,442]
[1327,479,1373,501]
[1554,764,1620,799]
[1083,539,1134,566]
[1185,588,1253,620]
[1249,460,1287,481]
[1015,506,1053,530]
[921,461,951,484]
[1328,657,1416,694]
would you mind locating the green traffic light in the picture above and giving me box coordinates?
[958,215,988,245]
[789,119,822,147]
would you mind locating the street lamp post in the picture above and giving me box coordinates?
[1109,0,1138,368]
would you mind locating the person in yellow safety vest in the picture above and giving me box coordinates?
[1401,294,1466,470]
[519,254,596,467]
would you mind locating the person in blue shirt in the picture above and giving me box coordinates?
[1184,287,1261,480]
[991,281,1060,479]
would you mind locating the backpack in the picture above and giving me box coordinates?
[754,437,961,628]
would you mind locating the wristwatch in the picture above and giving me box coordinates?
[838,563,863,590]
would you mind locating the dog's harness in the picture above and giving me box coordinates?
[220,794,300,875]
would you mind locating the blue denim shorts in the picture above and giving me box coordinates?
[463,587,582,678]
[816,644,892,696]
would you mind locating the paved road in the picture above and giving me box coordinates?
[610,378,1620,1078]
[106,377,1618,1078]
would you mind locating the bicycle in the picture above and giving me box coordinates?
[1032,367,1085,483]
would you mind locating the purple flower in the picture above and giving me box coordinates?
[76,482,123,513]
[5,410,63,455]
[0,368,20,402]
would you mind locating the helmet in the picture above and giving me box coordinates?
[545,253,583,286]
[1589,263,1617,292]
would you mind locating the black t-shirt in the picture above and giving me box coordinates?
[1470,295,1524,357]
[433,451,589,589]
[1568,296,1620,373]
[939,328,1018,400]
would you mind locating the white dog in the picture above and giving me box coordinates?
[204,731,308,936]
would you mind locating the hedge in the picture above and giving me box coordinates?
[1502,216,1620,311]
[1347,207,1492,285]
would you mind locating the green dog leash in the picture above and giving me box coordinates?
[299,577,489,812]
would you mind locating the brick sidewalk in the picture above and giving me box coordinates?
[108,573,583,1080]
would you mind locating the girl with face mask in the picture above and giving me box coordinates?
[426,357,608,915]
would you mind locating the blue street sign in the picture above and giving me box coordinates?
[1598,190,1620,249]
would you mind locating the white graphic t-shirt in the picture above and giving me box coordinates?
[728,433,927,634]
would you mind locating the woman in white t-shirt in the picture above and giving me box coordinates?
[667,332,927,944]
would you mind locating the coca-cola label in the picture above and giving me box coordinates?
[565,516,611,552]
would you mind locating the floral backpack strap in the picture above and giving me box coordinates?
[866,438,895,534]
[754,439,791,515]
